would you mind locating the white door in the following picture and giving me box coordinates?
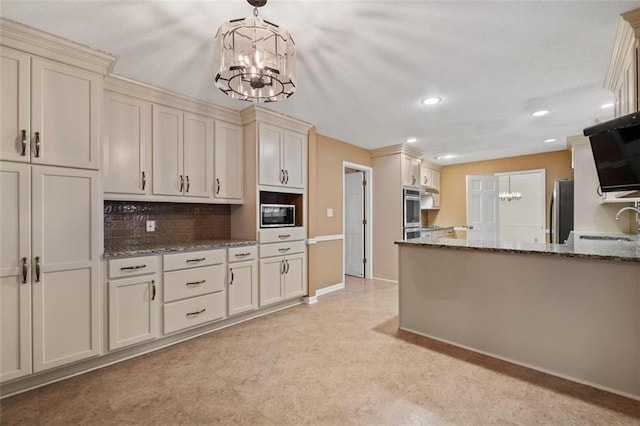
[31,165,100,372]
[214,121,243,201]
[466,175,499,241]
[228,260,258,316]
[0,47,30,163]
[152,104,183,196]
[0,161,31,382]
[108,276,158,350]
[345,171,365,277]
[183,112,213,198]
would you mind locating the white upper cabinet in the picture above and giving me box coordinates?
[183,112,214,198]
[258,123,306,189]
[214,121,243,201]
[152,104,184,197]
[402,155,421,187]
[103,91,150,195]
[0,48,101,169]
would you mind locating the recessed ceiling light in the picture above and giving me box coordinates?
[601,102,614,109]
[421,97,441,105]
[532,110,549,117]
[406,137,417,143]
[434,154,456,160]
[544,138,556,143]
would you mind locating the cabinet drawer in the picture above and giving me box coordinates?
[163,292,226,334]
[109,256,158,279]
[443,228,454,238]
[164,265,225,303]
[163,249,225,272]
[260,240,306,258]
[228,245,257,263]
[259,227,306,244]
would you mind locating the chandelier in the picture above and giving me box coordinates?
[213,0,296,103]
[499,175,522,202]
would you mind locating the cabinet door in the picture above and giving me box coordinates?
[152,104,183,196]
[282,130,305,188]
[403,156,418,187]
[283,254,305,299]
[214,121,243,201]
[0,162,31,382]
[31,166,100,372]
[0,48,30,163]
[103,92,150,195]
[259,257,284,306]
[109,276,157,350]
[31,57,101,169]
[258,123,283,186]
[228,260,258,316]
[420,166,432,187]
[431,170,441,207]
[183,112,213,198]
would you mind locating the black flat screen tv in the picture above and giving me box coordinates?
[583,111,640,193]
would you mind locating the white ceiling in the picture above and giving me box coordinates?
[2,1,639,165]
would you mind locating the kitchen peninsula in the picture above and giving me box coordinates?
[396,235,640,400]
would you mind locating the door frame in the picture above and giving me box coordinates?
[342,161,373,279]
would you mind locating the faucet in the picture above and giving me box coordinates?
[615,201,640,235]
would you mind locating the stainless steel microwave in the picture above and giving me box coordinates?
[260,204,295,228]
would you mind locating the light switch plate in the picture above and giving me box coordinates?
[146,220,156,232]
[327,208,333,217]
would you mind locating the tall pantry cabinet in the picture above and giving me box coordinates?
[0,19,115,382]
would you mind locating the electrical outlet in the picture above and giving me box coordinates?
[146,220,156,232]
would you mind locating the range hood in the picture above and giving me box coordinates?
[422,185,439,194]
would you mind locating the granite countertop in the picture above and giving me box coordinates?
[421,226,454,230]
[103,239,257,259]
[396,232,640,263]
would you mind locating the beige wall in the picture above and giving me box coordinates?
[429,150,573,233]
[307,130,372,296]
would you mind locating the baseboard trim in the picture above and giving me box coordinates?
[303,296,318,305]
[316,282,345,297]
[372,276,398,284]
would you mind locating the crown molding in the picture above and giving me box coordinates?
[605,14,637,91]
[105,75,242,125]
[0,17,115,75]
[567,134,589,148]
[621,8,640,37]
[370,143,424,159]
[240,106,313,134]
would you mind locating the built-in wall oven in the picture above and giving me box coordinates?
[403,188,421,239]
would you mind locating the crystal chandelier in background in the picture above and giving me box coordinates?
[213,0,296,102]
[499,175,522,202]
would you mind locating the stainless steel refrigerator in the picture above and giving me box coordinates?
[550,178,574,244]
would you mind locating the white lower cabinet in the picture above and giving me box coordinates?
[259,252,305,307]
[162,249,227,334]
[228,246,258,316]
[107,256,159,351]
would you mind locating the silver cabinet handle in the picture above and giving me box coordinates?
[179,175,184,192]
[286,259,290,274]
[186,308,206,317]
[34,256,41,282]
[121,264,146,271]
[278,247,291,253]
[186,257,206,263]
[186,280,206,286]
[284,170,289,184]
[21,130,27,156]
[280,260,285,274]
[229,269,234,285]
[22,257,28,283]
[216,178,220,195]
[234,252,250,258]
[34,132,41,157]
[151,280,156,300]
[141,171,146,190]
[280,169,285,184]
[278,234,291,239]
[186,175,190,193]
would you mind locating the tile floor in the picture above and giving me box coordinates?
[1,277,639,425]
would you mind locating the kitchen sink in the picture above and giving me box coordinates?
[579,235,633,242]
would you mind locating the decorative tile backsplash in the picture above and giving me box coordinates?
[104,201,231,253]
